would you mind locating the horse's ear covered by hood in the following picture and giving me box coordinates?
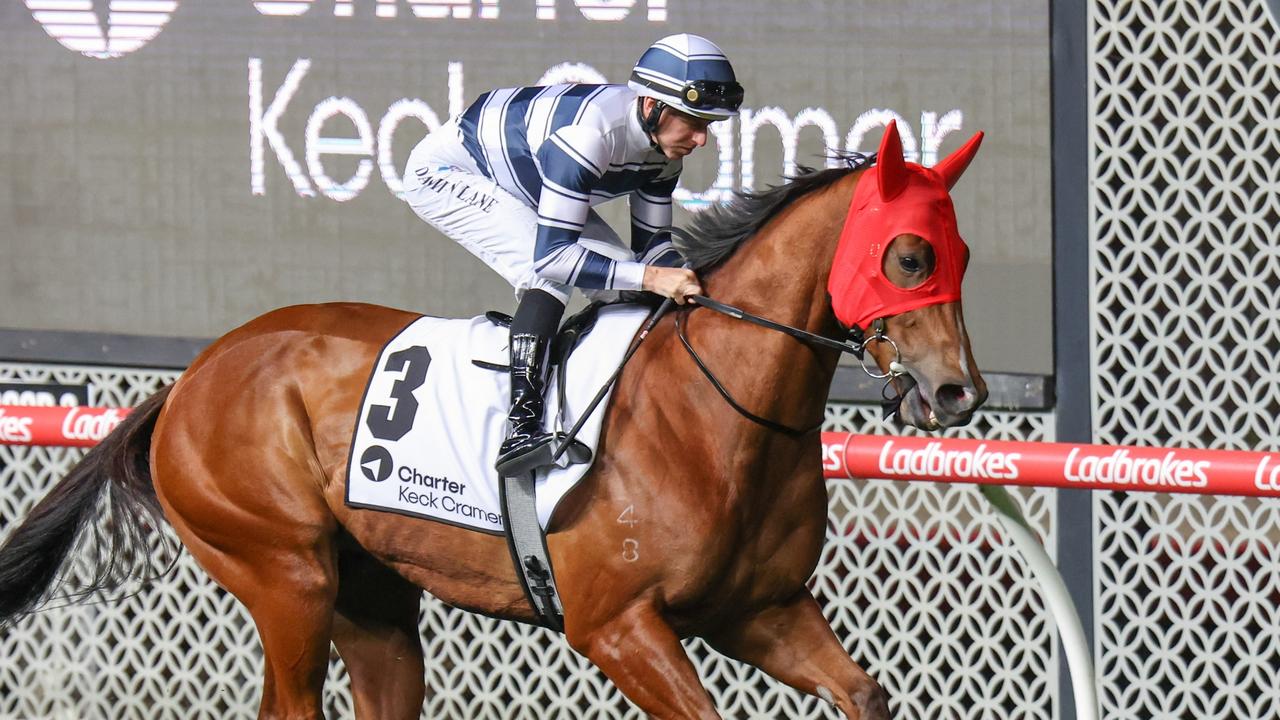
[931,130,984,190]
[826,120,985,330]
[875,122,910,201]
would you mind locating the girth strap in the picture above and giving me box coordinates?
[499,469,565,631]
[496,298,670,632]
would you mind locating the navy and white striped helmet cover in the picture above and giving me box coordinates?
[628,33,739,120]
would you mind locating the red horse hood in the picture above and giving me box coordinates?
[829,121,983,330]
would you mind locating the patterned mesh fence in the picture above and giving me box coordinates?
[1090,0,1280,718]
[0,361,1057,719]
[8,1,1280,717]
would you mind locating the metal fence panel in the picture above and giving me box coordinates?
[1089,1,1280,718]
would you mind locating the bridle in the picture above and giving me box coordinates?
[676,295,909,436]
[545,291,910,462]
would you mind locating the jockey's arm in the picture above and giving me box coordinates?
[630,174,683,268]
[631,173,701,303]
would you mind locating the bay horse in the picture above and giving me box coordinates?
[0,121,986,719]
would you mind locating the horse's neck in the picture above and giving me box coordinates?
[694,173,858,447]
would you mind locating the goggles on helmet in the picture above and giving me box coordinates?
[678,79,744,112]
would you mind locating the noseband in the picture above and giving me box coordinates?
[677,296,909,436]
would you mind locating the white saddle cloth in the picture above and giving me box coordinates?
[345,304,650,534]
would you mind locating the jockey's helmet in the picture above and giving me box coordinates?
[629,34,744,121]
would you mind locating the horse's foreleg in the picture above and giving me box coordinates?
[566,603,722,720]
[331,537,426,720]
[707,589,891,720]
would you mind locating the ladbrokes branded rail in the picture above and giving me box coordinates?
[822,433,1280,498]
[0,405,133,447]
[5,405,1279,498]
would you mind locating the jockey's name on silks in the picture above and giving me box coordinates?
[413,166,499,213]
[344,304,651,533]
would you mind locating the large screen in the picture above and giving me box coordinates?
[1,1,1051,373]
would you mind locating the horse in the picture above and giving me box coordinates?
[0,120,986,720]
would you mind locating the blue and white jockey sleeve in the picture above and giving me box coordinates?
[457,83,683,291]
[630,174,683,268]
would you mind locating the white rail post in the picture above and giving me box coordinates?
[979,485,1099,720]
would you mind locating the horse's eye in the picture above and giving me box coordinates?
[900,256,922,273]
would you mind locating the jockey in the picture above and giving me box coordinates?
[403,33,744,476]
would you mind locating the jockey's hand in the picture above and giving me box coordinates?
[643,265,703,304]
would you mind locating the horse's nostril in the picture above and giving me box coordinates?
[936,383,977,416]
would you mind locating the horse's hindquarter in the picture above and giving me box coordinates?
[151,304,407,540]
[151,303,531,619]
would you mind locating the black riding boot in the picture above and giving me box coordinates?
[495,290,565,476]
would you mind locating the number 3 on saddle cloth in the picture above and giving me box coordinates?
[345,303,650,535]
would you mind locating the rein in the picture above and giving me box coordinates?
[678,295,909,435]
[545,213,915,451]
[689,295,873,358]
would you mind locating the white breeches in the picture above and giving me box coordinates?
[402,120,632,304]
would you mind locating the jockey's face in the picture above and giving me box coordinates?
[643,98,713,160]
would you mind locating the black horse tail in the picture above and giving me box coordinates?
[0,384,174,627]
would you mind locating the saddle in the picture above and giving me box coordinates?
[344,297,658,630]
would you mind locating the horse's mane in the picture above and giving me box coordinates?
[676,151,873,270]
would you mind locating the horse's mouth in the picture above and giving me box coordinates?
[894,374,942,431]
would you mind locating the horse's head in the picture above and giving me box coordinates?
[828,121,988,429]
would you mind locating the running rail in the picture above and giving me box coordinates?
[0,404,132,447]
[13,405,1280,498]
[821,433,1280,498]
[7,406,1278,496]
[13,406,1280,720]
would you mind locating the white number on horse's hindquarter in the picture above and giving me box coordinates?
[618,503,640,562]
[617,504,638,526]
[622,538,640,562]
